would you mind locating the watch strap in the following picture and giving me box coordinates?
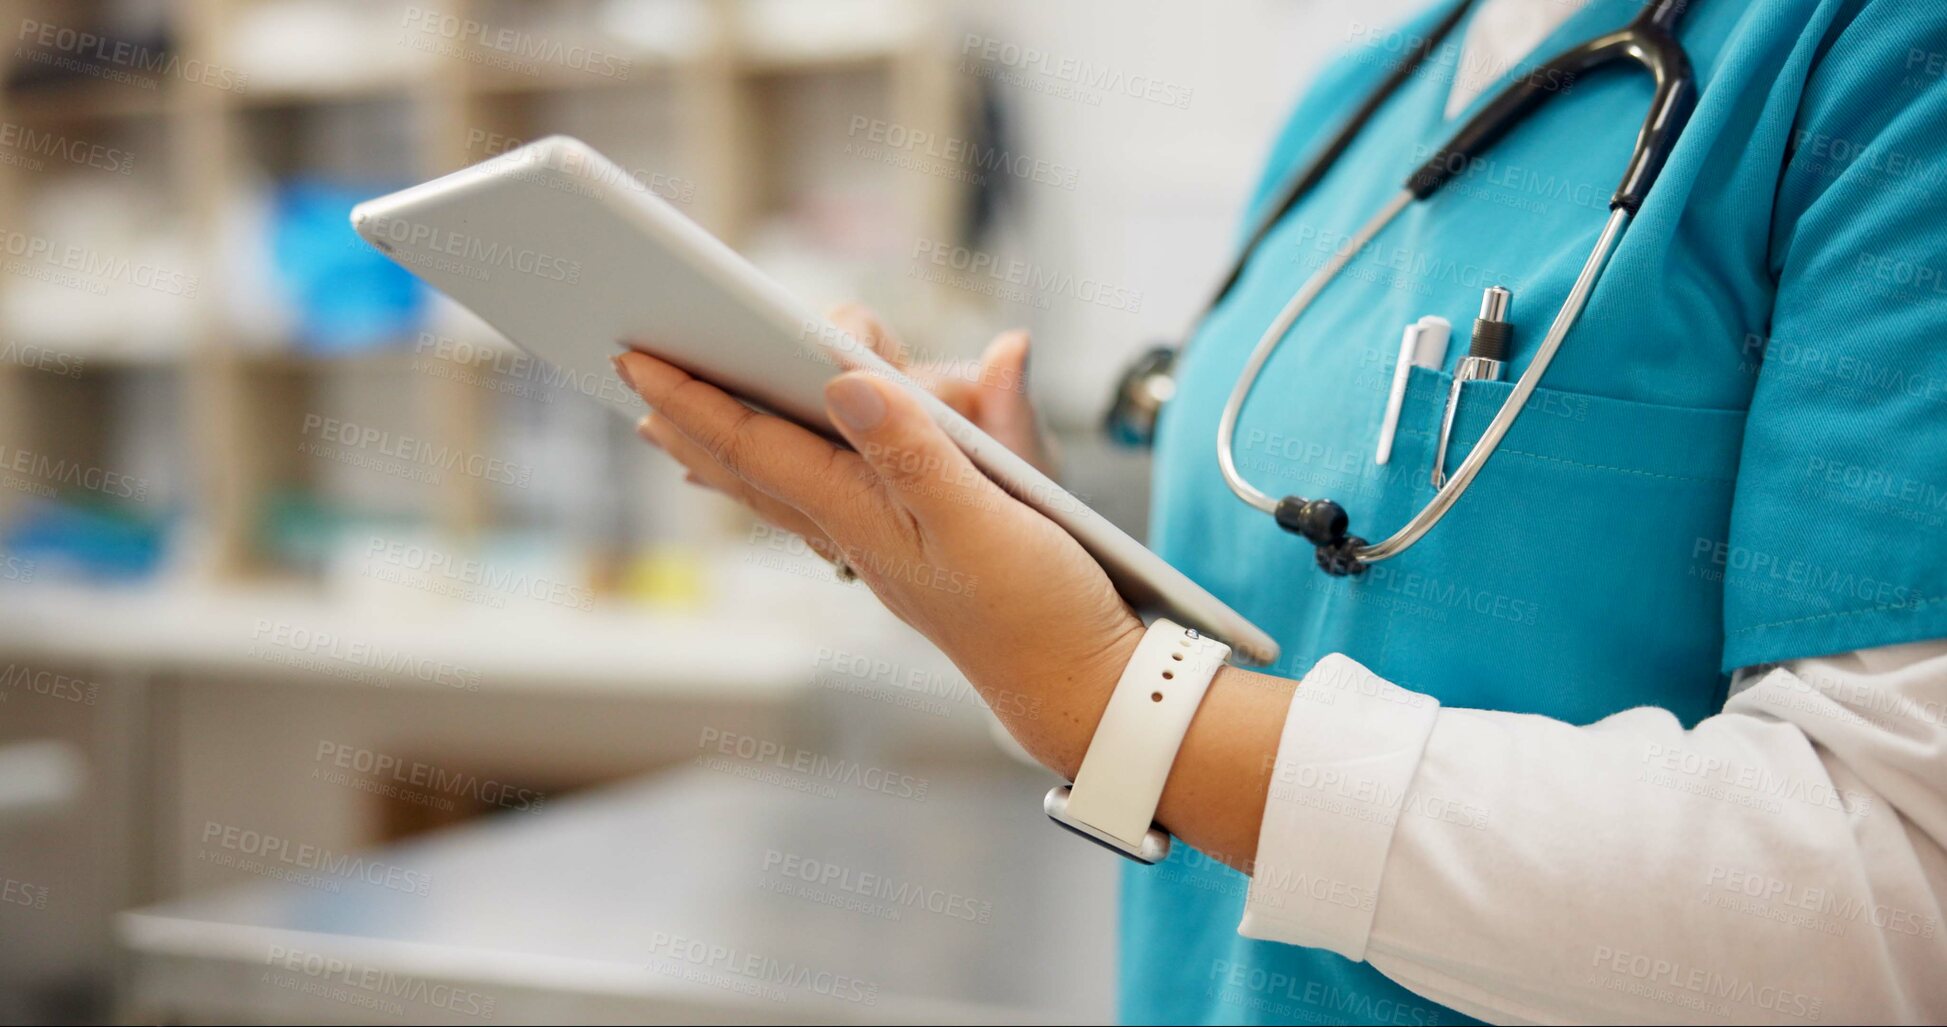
[1062,618,1230,849]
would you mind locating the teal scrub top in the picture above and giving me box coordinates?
[1126,0,1947,1023]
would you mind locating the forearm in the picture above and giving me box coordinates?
[1023,632,1295,874]
[1153,665,1295,872]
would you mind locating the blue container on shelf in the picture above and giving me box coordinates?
[272,179,426,353]
[2,501,170,583]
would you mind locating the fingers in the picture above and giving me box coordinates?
[823,372,1003,527]
[825,303,908,370]
[969,330,1040,444]
[615,351,872,520]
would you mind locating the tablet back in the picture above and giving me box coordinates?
[352,136,1278,664]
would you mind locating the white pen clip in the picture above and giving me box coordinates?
[1375,315,1451,466]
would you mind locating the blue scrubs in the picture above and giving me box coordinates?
[1127,0,1947,1022]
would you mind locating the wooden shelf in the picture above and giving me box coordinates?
[0,0,970,583]
[737,45,902,76]
[233,74,429,111]
[6,77,174,123]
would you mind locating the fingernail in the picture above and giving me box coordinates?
[826,375,886,432]
[612,354,635,390]
[635,414,659,443]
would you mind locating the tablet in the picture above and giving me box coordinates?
[352,136,1277,665]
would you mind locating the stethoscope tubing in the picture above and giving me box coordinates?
[1211,0,1696,571]
[1357,206,1629,563]
[1216,190,1415,517]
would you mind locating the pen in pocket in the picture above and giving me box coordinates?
[1433,286,1514,488]
[1376,315,1452,466]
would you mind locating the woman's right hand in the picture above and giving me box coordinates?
[635,303,1058,564]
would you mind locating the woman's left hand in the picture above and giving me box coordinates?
[614,349,1144,777]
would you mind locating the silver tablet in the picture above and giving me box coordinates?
[352,136,1278,665]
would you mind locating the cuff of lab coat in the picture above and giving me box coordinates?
[1237,653,1441,961]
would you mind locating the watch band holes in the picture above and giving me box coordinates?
[1151,691,1164,702]
[1161,670,1174,680]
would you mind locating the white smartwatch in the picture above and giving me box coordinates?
[1044,618,1231,864]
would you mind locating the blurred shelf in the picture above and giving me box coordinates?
[6,77,174,123]
[225,345,420,369]
[0,0,969,586]
[0,581,832,699]
[738,46,901,77]
[234,75,431,111]
[4,345,187,372]
[467,56,683,98]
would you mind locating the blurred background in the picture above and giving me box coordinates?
[0,0,1411,1021]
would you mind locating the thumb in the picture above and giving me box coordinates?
[824,371,998,524]
[825,302,908,370]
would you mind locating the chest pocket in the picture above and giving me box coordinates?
[1300,366,1746,727]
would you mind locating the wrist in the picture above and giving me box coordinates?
[1056,618,1148,779]
[988,617,1144,782]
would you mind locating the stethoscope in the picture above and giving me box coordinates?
[1106,0,1700,575]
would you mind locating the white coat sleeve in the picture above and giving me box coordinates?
[1237,640,1947,1024]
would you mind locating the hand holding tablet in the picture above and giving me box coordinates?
[352,136,1276,664]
